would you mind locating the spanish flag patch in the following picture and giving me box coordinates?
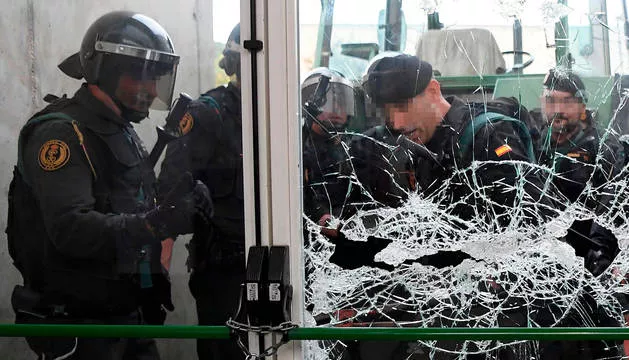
[494,144,513,157]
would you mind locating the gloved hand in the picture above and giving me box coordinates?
[146,172,213,240]
[585,248,612,277]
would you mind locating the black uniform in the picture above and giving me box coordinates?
[8,85,166,359]
[302,128,355,222]
[434,99,620,359]
[158,83,245,360]
[434,97,557,223]
[349,126,419,209]
[342,97,623,360]
[537,112,620,259]
[351,97,554,221]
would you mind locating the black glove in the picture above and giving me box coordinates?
[146,172,213,239]
[585,248,612,277]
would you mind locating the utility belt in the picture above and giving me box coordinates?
[11,285,138,320]
[11,285,66,320]
[12,285,146,359]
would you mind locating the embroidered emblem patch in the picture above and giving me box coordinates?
[567,151,589,161]
[179,112,194,135]
[494,144,513,157]
[39,139,70,171]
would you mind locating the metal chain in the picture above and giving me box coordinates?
[227,319,298,359]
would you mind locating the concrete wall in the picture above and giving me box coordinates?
[0,0,220,358]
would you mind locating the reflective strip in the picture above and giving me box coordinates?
[95,41,179,64]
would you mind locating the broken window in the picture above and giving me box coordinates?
[300,1,629,358]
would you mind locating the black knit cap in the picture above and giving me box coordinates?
[543,68,588,103]
[362,53,433,106]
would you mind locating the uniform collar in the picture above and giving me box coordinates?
[426,96,467,153]
[74,84,130,134]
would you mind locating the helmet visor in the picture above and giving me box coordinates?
[302,81,355,118]
[97,41,179,111]
[114,59,178,112]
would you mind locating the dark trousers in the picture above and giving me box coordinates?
[18,311,160,360]
[189,267,246,360]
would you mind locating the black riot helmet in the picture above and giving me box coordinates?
[58,11,180,119]
[362,52,433,106]
[301,67,355,133]
[219,23,241,79]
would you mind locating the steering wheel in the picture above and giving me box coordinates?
[501,50,535,74]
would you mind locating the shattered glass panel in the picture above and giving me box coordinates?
[300,0,629,359]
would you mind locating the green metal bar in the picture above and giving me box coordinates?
[436,74,544,91]
[0,324,230,339]
[3,324,629,341]
[289,327,629,341]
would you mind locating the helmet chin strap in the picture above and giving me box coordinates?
[118,103,149,123]
[98,74,149,123]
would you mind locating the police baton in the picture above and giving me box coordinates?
[303,74,336,136]
[149,93,193,168]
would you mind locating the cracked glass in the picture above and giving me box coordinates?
[299,1,629,358]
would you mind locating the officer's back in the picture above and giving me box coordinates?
[157,23,246,360]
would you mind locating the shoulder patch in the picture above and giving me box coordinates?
[179,112,194,135]
[38,139,70,171]
[494,144,513,157]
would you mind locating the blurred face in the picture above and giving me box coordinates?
[312,111,348,135]
[541,89,586,144]
[384,92,440,144]
[115,74,159,113]
[318,111,347,128]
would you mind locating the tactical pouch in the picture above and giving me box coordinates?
[12,285,78,359]
[11,285,47,319]
[6,167,48,290]
[185,222,214,273]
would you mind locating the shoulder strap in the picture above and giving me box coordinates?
[459,112,536,163]
[198,92,223,113]
[18,112,97,181]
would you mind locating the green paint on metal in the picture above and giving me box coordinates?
[288,327,629,341]
[4,324,629,341]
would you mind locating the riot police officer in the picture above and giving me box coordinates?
[158,23,245,360]
[535,68,620,268]
[301,67,357,228]
[537,68,618,201]
[359,53,553,222]
[7,11,212,359]
[349,52,433,209]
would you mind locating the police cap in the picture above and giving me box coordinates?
[362,53,433,106]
